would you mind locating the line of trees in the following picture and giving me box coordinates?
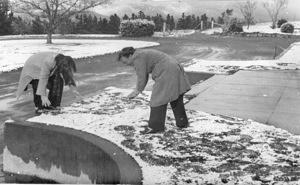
[124,11,213,31]
[3,10,215,36]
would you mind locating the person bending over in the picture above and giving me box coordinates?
[16,52,80,114]
[118,47,191,133]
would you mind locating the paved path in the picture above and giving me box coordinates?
[186,70,300,135]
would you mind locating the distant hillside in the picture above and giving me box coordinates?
[93,0,300,23]
[13,0,300,24]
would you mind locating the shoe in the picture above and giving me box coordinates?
[177,125,189,129]
[35,109,44,115]
[141,128,164,134]
[43,106,56,110]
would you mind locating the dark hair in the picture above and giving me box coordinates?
[118,47,136,61]
[55,54,65,63]
[65,55,77,72]
[55,54,77,73]
[54,54,77,86]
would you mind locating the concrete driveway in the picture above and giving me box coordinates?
[186,70,300,134]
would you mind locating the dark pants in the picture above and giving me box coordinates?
[148,94,189,131]
[30,75,64,109]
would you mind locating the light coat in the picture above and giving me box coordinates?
[16,52,59,97]
[131,49,191,107]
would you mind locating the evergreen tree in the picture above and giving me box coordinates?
[196,16,201,29]
[0,0,13,35]
[185,15,192,29]
[138,10,146,19]
[201,13,208,29]
[166,14,171,30]
[31,16,45,34]
[217,9,233,26]
[131,13,137,20]
[97,17,103,33]
[191,14,197,28]
[217,16,224,25]
[11,16,31,34]
[152,14,164,31]
[87,14,93,32]
[123,14,129,20]
[101,18,108,33]
[177,13,185,29]
[86,14,95,33]
[75,14,84,33]
[82,14,88,32]
[108,14,120,34]
[57,18,75,34]
[92,15,98,33]
[226,9,234,16]
[170,16,175,31]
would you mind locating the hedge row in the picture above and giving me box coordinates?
[120,19,155,37]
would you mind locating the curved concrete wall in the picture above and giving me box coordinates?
[4,120,142,184]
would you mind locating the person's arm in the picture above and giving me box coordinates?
[128,57,149,99]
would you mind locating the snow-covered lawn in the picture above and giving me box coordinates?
[202,21,300,35]
[184,42,300,74]
[201,27,223,35]
[153,29,196,37]
[22,87,300,185]
[277,42,300,62]
[243,21,300,35]
[0,34,119,40]
[0,39,159,72]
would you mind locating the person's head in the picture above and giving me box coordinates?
[55,54,77,86]
[118,47,136,65]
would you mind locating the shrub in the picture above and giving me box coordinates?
[227,19,243,33]
[120,19,155,37]
[277,18,288,28]
[281,23,294,33]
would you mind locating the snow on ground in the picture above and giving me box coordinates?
[0,39,159,72]
[0,34,119,40]
[184,59,299,74]
[153,29,196,37]
[243,22,300,35]
[184,42,300,74]
[27,87,300,185]
[202,21,300,35]
[278,42,300,63]
[201,27,223,35]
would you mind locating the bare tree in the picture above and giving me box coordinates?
[238,0,256,29]
[13,0,109,43]
[262,0,288,29]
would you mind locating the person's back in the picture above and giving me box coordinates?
[21,52,58,79]
[134,49,175,66]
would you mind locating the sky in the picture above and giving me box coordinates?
[93,0,300,22]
